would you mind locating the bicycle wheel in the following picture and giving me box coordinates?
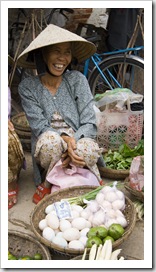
[88,54,144,96]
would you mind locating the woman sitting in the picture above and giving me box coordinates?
[17,24,105,204]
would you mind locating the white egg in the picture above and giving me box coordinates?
[96,192,105,204]
[71,210,80,219]
[46,213,60,229]
[105,191,118,202]
[87,200,99,213]
[71,204,83,213]
[42,227,55,242]
[105,208,117,219]
[100,186,112,195]
[80,227,90,237]
[56,231,63,238]
[105,219,118,229]
[63,228,80,241]
[112,199,125,211]
[71,217,87,230]
[68,240,84,250]
[80,209,91,220]
[38,219,47,231]
[91,212,105,227]
[115,209,125,218]
[100,200,112,210]
[79,236,88,246]
[45,203,54,214]
[116,216,128,228]
[54,228,60,235]
[52,236,68,248]
[88,214,93,224]
[45,210,57,219]
[59,219,71,232]
[115,190,125,200]
[85,220,91,228]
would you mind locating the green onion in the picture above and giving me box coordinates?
[133,200,144,220]
[62,182,124,206]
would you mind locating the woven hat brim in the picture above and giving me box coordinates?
[17,24,96,69]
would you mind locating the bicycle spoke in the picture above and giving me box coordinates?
[89,55,144,96]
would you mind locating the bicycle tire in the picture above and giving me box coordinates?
[88,54,144,96]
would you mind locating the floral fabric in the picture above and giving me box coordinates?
[34,131,103,182]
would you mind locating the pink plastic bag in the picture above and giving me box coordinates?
[46,159,100,193]
[129,156,144,191]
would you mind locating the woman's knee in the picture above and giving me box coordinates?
[35,131,65,155]
[34,131,67,169]
[76,138,103,165]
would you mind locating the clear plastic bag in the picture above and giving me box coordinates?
[95,88,143,111]
[129,156,144,191]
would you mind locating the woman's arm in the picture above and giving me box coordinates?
[18,78,58,138]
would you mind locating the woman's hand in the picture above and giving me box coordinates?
[61,135,85,168]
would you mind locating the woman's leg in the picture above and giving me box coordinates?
[33,131,67,201]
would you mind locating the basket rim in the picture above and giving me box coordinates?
[11,112,31,132]
[30,185,136,256]
[14,128,31,136]
[99,166,129,179]
[8,229,52,259]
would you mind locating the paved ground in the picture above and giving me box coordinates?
[8,151,144,261]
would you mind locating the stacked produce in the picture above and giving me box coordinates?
[82,240,124,260]
[38,182,128,251]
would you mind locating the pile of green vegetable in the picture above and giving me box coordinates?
[8,251,42,260]
[103,140,144,170]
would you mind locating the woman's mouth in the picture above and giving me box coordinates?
[54,64,64,71]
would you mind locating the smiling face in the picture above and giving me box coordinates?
[42,42,72,76]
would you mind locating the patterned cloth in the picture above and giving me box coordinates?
[34,131,103,182]
[8,128,25,184]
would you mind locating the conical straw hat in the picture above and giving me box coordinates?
[17,24,96,68]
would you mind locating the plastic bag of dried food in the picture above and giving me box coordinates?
[129,156,144,191]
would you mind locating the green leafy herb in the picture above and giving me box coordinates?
[104,140,144,170]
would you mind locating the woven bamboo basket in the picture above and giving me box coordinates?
[11,112,31,151]
[8,230,51,260]
[30,186,136,258]
[99,166,129,180]
[124,177,144,202]
[11,112,31,132]
[99,150,130,180]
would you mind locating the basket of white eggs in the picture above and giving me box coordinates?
[30,184,136,258]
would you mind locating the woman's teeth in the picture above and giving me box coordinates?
[54,64,64,69]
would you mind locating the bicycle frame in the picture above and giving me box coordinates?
[83,46,144,90]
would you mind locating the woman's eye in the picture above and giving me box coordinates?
[65,51,71,55]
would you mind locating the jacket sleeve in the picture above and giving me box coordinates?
[18,78,59,138]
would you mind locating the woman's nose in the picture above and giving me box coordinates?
[58,52,66,59]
